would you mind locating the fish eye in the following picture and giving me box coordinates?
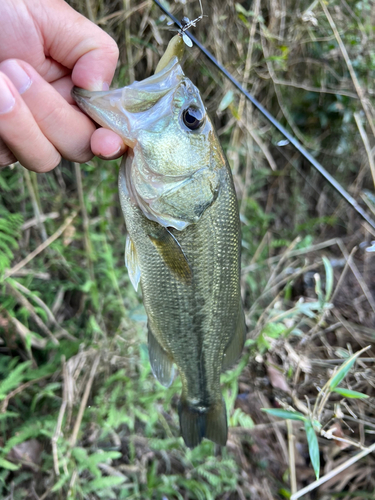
[182,106,205,131]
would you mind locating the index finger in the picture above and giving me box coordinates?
[34,0,119,90]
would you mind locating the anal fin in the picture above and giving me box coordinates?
[148,325,175,387]
[222,301,246,370]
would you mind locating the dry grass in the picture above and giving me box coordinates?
[1,0,375,499]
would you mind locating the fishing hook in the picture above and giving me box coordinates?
[152,0,375,231]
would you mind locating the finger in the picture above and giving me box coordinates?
[0,137,16,167]
[91,128,127,159]
[34,1,119,91]
[0,72,61,173]
[0,59,95,163]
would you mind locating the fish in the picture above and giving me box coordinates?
[72,35,245,448]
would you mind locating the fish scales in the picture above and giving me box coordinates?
[72,35,245,448]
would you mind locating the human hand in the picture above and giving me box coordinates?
[0,0,126,172]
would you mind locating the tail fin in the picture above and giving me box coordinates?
[179,398,228,448]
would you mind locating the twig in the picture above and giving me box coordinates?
[330,245,356,304]
[22,212,59,231]
[242,237,338,273]
[85,0,95,22]
[287,419,297,495]
[124,0,135,83]
[336,241,375,314]
[69,354,100,448]
[1,375,50,412]
[9,279,75,341]
[74,163,95,281]
[24,169,48,242]
[6,282,59,345]
[230,0,261,177]
[7,315,46,350]
[52,356,67,476]
[319,0,375,139]
[291,441,375,499]
[7,270,50,280]
[240,119,277,171]
[230,419,294,433]
[260,27,317,149]
[4,211,77,279]
[97,1,149,25]
[270,78,358,99]
[354,112,375,188]
[264,237,301,291]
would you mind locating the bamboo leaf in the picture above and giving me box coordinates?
[261,408,307,421]
[329,346,371,390]
[322,256,334,302]
[304,420,320,480]
[333,387,369,399]
[0,457,20,471]
[218,90,234,112]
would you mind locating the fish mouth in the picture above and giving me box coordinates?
[71,86,137,147]
[71,57,185,147]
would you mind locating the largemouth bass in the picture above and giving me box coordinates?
[72,36,245,448]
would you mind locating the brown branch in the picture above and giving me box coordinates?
[4,211,77,279]
[319,0,375,139]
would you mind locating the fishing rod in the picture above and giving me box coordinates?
[153,0,375,231]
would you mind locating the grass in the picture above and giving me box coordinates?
[1,0,375,499]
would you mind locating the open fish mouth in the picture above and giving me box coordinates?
[71,57,185,149]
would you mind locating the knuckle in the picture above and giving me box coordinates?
[33,153,61,173]
[0,152,16,166]
[102,36,119,62]
[38,103,67,129]
[74,149,93,163]
[0,142,16,166]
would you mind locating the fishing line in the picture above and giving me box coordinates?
[152,0,375,231]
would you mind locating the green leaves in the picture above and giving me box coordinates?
[262,409,321,479]
[230,408,255,428]
[0,457,20,471]
[262,408,307,422]
[329,346,370,390]
[262,346,371,482]
[332,387,369,399]
[0,206,23,277]
[82,476,127,494]
[304,421,320,480]
[0,360,31,400]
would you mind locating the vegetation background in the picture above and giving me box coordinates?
[1,0,375,498]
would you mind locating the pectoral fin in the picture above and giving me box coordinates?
[222,302,246,370]
[148,326,175,387]
[125,235,141,291]
[148,227,192,284]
